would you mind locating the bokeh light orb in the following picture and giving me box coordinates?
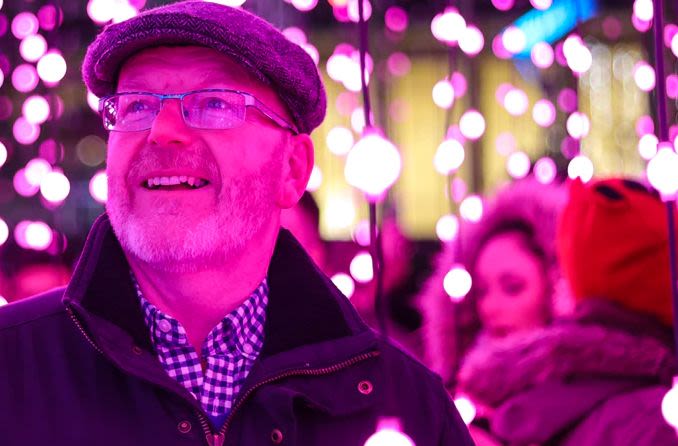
[384,6,408,33]
[672,34,678,58]
[459,110,486,140]
[633,0,654,22]
[495,132,517,156]
[563,35,592,74]
[647,144,678,199]
[434,138,465,174]
[451,177,468,203]
[19,34,47,63]
[495,82,513,104]
[350,251,374,283]
[530,0,553,9]
[0,141,7,168]
[454,397,477,425]
[507,151,531,179]
[443,265,472,301]
[24,220,53,251]
[344,131,401,199]
[667,74,678,99]
[531,41,554,68]
[502,26,526,54]
[306,165,322,192]
[432,79,455,109]
[291,0,318,12]
[88,0,115,23]
[347,0,372,23]
[431,7,466,45]
[22,95,50,124]
[352,219,371,246]
[13,168,40,197]
[331,273,355,299]
[532,99,556,127]
[89,170,108,204]
[492,34,512,59]
[557,88,578,113]
[387,52,411,77]
[364,426,415,446]
[638,134,659,160]
[283,27,307,46]
[351,107,367,133]
[37,51,67,84]
[0,218,8,246]
[566,112,590,140]
[635,115,655,136]
[25,157,51,186]
[13,117,40,145]
[40,170,70,203]
[534,157,557,184]
[12,64,39,93]
[632,14,652,33]
[491,0,515,11]
[567,155,594,183]
[11,12,39,39]
[436,214,460,242]
[38,4,62,31]
[633,62,656,91]
[460,195,483,222]
[661,379,678,430]
[326,126,354,156]
[503,88,529,116]
[451,72,468,98]
[459,25,484,56]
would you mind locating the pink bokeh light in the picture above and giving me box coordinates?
[667,75,678,99]
[662,380,678,431]
[633,0,653,22]
[567,155,594,183]
[38,5,62,31]
[23,221,53,251]
[532,99,557,127]
[346,0,372,23]
[495,132,517,156]
[451,177,468,203]
[25,158,51,186]
[503,88,529,116]
[335,91,358,117]
[350,107,366,133]
[444,265,473,301]
[602,16,623,40]
[633,61,656,91]
[665,24,678,47]
[451,72,467,98]
[431,7,466,45]
[459,25,484,56]
[531,41,554,68]
[460,195,483,222]
[344,131,401,199]
[530,0,552,9]
[492,34,511,59]
[13,169,40,197]
[534,157,557,184]
[0,218,8,247]
[638,133,659,160]
[563,35,592,74]
[459,110,485,140]
[11,12,39,39]
[331,273,355,299]
[635,115,655,136]
[432,79,455,109]
[386,52,411,77]
[89,170,108,204]
[349,251,373,283]
[291,0,319,12]
[12,64,39,93]
[326,126,354,156]
[0,141,7,168]
[434,138,465,175]
[502,26,526,54]
[672,35,678,58]
[19,34,47,63]
[557,88,578,113]
[384,6,408,33]
[566,112,590,140]
[436,214,460,242]
[37,51,67,84]
[13,117,41,145]
[647,144,678,199]
[491,0,515,11]
[632,14,652,33]
[506,151,531,179]
[22,95,50,124]
[282,27,307,46]
[40,170,70,203]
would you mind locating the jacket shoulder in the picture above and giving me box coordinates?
[0,287,67,331]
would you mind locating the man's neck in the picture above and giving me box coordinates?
[127,227,278,354]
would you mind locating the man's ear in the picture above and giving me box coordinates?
[276,133,314,209]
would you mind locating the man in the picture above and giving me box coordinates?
[0,2,473,445]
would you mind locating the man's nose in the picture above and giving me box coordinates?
[147,99,193,147]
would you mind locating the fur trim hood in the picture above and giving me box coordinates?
[417,178,569,386]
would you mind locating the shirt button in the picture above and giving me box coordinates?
[158,319,172,333]
[177,420,192,434]
[270,428,283,444]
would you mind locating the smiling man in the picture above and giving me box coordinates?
[0,2,473,446]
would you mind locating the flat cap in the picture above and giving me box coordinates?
[82,0,326,134]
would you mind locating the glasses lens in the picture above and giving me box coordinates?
[114,94,160,131]
[183,91,245,129]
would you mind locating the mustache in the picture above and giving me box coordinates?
[127,147,219,181]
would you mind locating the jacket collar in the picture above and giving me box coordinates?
[63,213,371,360]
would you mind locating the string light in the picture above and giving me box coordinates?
[443,265,472,301]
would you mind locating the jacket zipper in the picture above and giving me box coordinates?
[68,305,379,446]
[197,350,381,446]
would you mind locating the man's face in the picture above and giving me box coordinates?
[106,46,291,272]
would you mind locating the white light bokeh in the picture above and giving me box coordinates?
[647,144,678,199]
[459,110,486,140]
[633,61,656,91]
[345,132,402,199]
[324,194,356,232]
[12,64,39,93]
[291,0,319,12]
[0,142,7,168]
[531,41,554,68]
[11,12,39,39]
[566,112,590,140]
[89,170,108,204]
[0,218,8,246]
[495,132,517,156]
[532,99,556,127]
[530,0,553,9]
[13,117,41,145]
[661,379,678,430]
[37,51,67,84]
[435,214,460,242]
[633,0,654,22]
[18,220,53,251]
[351,107,367,133]
[431,7,466,45]
[40,170,70,203]
[331,273,356,299]
[347,0,372,23]
[443,265,472,301]
[567,155,594,183]
[19,34,47,63]
[507,151,531,179]
[454,396,477,425]
[638,134,659,160]
[350,251,374,283]
[352,219,371,246]
[307,165,322,192]
[534,157,557,184]
[563,35,592,74]
[434,138,465,175]
[364,426,415,446]
[459,25,484,56]
[22,95,50,124]
[432,79,455,109]
[460,195,483,222]
[87,90,100,112]
[326,126,354,156]
[502,26,526,54]
[503,88,529,116]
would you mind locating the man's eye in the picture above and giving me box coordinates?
[203,97,230,110]
[125,99,152,114]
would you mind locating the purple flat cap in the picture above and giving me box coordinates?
[82,0,326,134]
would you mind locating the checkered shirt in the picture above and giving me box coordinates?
[135,279,268,416]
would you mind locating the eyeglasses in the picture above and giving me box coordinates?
[99,88,299,134]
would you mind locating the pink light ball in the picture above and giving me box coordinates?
[502,26,527,54]
[434,138,465,175]
[344,131,401,199]
[503,88,529,116]
[459,25,484,56]
[331,273,355,299]
[19,34,47,63]
[443,265,472,301]
[531,41,554,68]
[431,7,466,45]
[460,195,483,222]
[532,99,557,127]
[12,64,39,93]
[647,144,678,199]
[506,151,531,179]
[37,51,67,84]
[349,251,373,283]
[633,61,656,91]
[491,0,515,11]
[530,0,552,9]
[22,95,50,124]
[459,110,486,141]
[534,157,557,184]
[635,115,655,136]
[326,126,354,156]
[40,170,70,203]
[567,155,594,183]
[436,214,460,242]
[638,134,659,160]
[11,12,39,39]
[384,6,408,33]
[432,79,455,109]
[89,170,108,204]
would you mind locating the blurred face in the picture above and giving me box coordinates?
[474,232,549,338]
[106,46,291,272]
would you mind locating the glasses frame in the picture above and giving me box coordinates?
[99,88,299,135]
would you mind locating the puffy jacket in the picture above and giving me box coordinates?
[0,214,474,446]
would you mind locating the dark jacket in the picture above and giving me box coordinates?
[457,300,678,446]
[0,214,473,446]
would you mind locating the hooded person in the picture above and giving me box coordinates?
[456,177,678,446]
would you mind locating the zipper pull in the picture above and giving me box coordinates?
[206,433,225,446]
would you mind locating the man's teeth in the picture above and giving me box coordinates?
[145,176,208,189]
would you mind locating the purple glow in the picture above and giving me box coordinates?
[665,24,678,47]
[39,139,64,165]
[561,136,579,159]
[13,117,40,145]
[364,421,415,446]
[633,0,653,22]
[384,6,408,33]
[432,79,455,109]
[350,107,366,133]
[534,157,557,184]
[531,41,554,68]
[347,0,372,23]
[502,26,526,54]
[567,155,594,183]
[443,265,472,301]
[38,5,62,31]
[332,5,350,23]
[344,131,401,199]
[89,170,108,204]
[353,219,371,246]
[12,64,39,93]
[638,134,659,160]
[529,0,552,9]
[0,218,8,247]
[451,72,467,98]
[326,126,354,156]
[451,177,467,203]
[667,75,678,99]
[37,51,67,84]
[503,88,529,116]
[495,132,517,156]
[506,151,531,179]
[454,397,477,425]
[554,42,567,66]
[647,145,678,199]
[436,214,460,242]
[282,27,307,45]
[632,14,652,33]
[20,34,47,63]
[13,169,40,197]
[0,14,7,38]
[11,12,39,39]
[459,25,484,56]
[633,61,656,91]
[291,0,318,12]
[431,7,466,45]
[387,52,411,77]
[0,96,13,120]
[331,273,355,299]
[434,138,465,174]
[459,110,485,140]
[491,0,515,11]
[557,88,578,113]
[602,16,623,40]
[22,95,50,124]
[563,34,591,74]
[0,141,6,168]
[636,115,655,136]
[40,170,70,204]
[532,99,557,127]
[350,251,373,283]
[492,34,511,59]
